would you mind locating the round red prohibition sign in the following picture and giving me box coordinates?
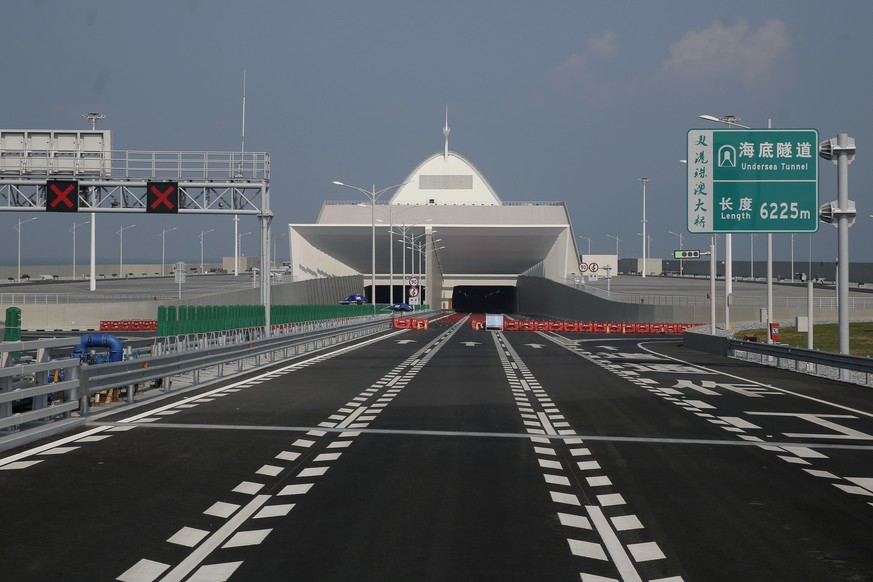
[408,287,420,298]
[589,262,599,273]
[579,262,589,273]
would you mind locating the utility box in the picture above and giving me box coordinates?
[759,308,768,322]
[796,316,809,333]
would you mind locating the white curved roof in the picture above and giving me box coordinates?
[389,151,502,205]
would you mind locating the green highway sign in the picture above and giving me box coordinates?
[686,129,819,234]
[673,250,701,259]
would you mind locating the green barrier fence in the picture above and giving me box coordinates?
[156,303,427,337]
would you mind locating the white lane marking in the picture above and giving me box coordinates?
[254,504,294,519]
[551,491,582,506]
[610,515,643,531]
[167,527,210,547]
[568,539,608,560]
[597,493,626,507]
[232,481,265,495]
[156,495,270,582]
[223,528,272,548]
[558,512,592,529]
[537,412,557,435]
[117,558,170,582]
[639,342,873,420]
[204,502,239,518]
[586,505,643,582]
[627,541,666,562]
[188,561,243,581]
[38,446,80,456]
[278,483,314,496]
[256,464,284,477]
[0,426,110,467]
[0,460,43,470]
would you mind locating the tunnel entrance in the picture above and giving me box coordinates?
[452,286,517,313]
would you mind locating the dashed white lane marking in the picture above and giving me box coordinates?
[493,332,678,582]
[587,505,644,582]
[116,317,471,582]
[157,494,271,582]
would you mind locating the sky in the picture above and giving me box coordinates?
[2,0,873,268]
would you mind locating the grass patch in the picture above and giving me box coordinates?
[735,322,873,358]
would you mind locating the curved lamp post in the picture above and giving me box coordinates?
[332,180,409,312]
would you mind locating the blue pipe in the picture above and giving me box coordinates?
[73,333,124,363]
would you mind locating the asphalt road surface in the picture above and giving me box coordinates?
[2,315,872,581]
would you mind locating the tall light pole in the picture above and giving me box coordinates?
[606,234,620,258]
[82,113,105,292]
[159,227,177,277]
[668,230,685,276]
[577,236,592,256]
[14,217,38,282]
[200,228,216,273]
[639,177,650,277]
[117,224,135,278]
[332,180,409,312]
[70,220,90,279]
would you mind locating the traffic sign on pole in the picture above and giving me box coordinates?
[687,129,819,233]
[578,262,588,273]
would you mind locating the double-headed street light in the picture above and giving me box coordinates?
[332,180,409,312]
[14,217,38,282]
[160,227,177,277]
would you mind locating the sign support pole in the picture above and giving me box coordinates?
[710,238,716,335]
[767,234,773,344]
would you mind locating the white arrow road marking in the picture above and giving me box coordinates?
[396,339,417,344]
[460,342,481,346]
[525,344,545,349]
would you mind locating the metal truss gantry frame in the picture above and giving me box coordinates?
[0,150,275,334]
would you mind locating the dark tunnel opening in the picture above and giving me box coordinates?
[452,286,517,313]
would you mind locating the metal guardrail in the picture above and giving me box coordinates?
[729,338,873,387]
[0,337,83,445]
[560,276,873,310]
[0,318,393,451]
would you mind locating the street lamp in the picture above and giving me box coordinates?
[116,224,136,278]
[668,230,685,276]
[14,217,38,282]
[70,220,89,279]
[606,234,620,258]
[577,235,592,256]
[332,180,409,312]
[200,228,216,273]
[159,227,177,277]
[639,177,650,278]
[238,231,252,257]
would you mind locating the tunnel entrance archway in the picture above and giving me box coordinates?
[452,286,516,313]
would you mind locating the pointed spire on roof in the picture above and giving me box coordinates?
[443,106,450,161]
